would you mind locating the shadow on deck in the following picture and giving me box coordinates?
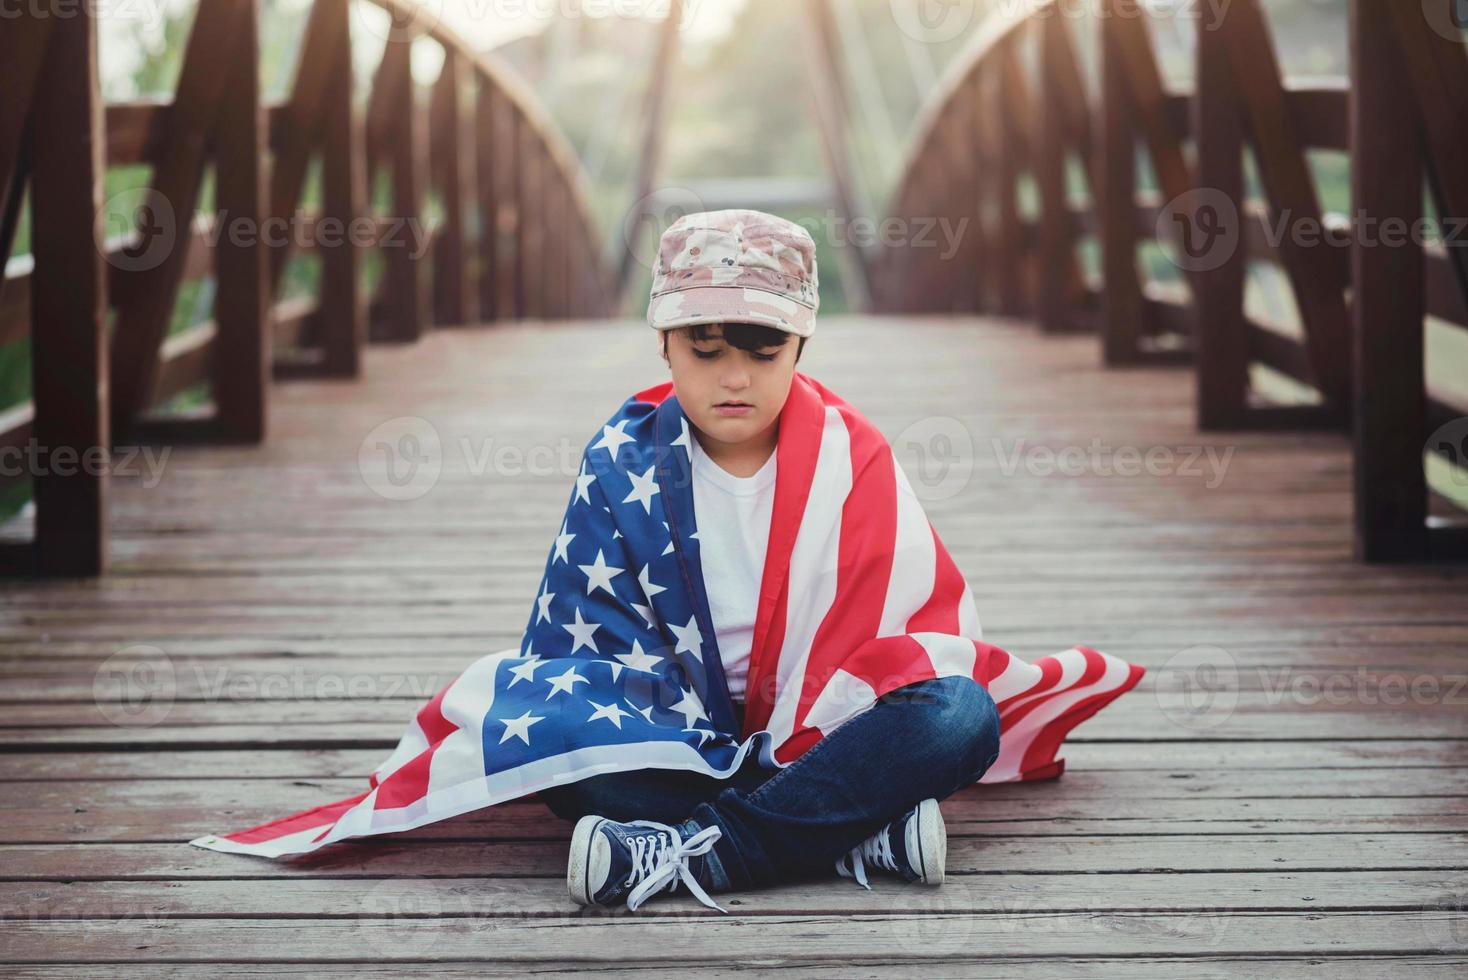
[2,315,1465,972]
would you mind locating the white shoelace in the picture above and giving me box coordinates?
[834,823,899,890]
[622,820,728,913]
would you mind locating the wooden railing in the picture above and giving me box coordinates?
[0,0,614,575]
[874,0,1468,563]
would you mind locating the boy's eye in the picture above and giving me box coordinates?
[690,346,778,362]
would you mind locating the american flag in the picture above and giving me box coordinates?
[190,371,1145,858]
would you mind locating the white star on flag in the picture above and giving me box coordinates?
[670,686,709,728]
[639,564,667,599]
[553,521,575,563]
[578,548,625,597]
[615,638,663,673]
[574,460,596,505]
[535,583,555,624]
[670,614,704,662]
[631,600,658,630]
[507,655,543,688]
[592,419,636,459]
[545,665,590,699]
[498,709,545,745]
[623,465,660,515]
[672,416,692,455]
[587,700,634,729]
[562,606,601,654]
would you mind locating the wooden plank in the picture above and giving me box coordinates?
[2,910,1465,964]
[0,871,1458,919]
[25,11,107,576]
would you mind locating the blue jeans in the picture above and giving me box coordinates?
[539,674,1001,892]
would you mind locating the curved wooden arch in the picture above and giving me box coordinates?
[876,0,1468,562]
[363,0,605,260]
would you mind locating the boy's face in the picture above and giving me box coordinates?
[660,324,798,449]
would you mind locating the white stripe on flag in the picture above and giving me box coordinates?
[878,446,937,638]
[764,406,851,751]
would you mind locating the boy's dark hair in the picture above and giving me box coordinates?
[662,321,806,362]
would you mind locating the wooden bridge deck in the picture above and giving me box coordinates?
[2,315,1466,974]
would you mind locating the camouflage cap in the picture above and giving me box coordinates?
[647,208,819,338]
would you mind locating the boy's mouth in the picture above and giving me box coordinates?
[713,400,754,416]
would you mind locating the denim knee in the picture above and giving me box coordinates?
[892,675,1000,785]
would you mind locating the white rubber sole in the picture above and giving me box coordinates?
[567,814,608,906]
[909,798,947,885]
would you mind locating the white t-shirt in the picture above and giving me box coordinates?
[688,434,777,703]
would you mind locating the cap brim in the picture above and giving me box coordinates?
[647,285,815,338]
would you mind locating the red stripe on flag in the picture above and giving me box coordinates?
[1016,648,1146,780]
[904,525,966,634]
[221,788,373,845]
[373,682,461,811]
[791,406,898,733]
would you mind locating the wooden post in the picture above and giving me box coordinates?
[475,79,499,322]
[211,0,268,443]
[1036,17,1071,333]
[518,122,544,320]
[371,29,429,342]
[1097,1,1143,364]
[28,12,108,575]
[1350,0,1427,561]
[991,44,1023,317]
[108,0,250,437]
[505,108,525,320]
[1193,3,1248,430]
[317,0,364,375]
[431,49,478,327]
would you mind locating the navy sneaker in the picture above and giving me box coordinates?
[567,815,728,912]
[834,797,946,888]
